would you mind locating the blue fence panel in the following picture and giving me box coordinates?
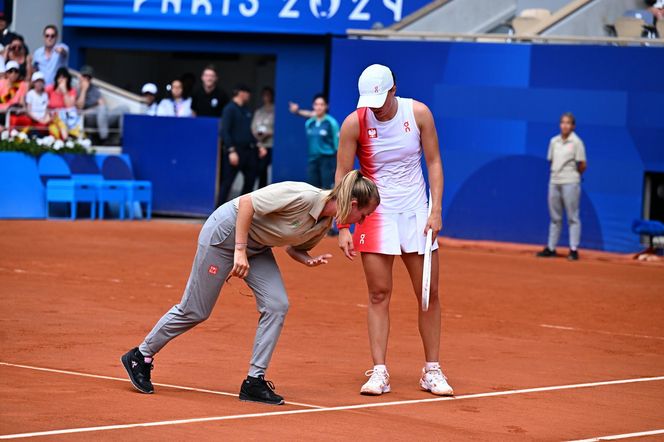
[123,114,219,216]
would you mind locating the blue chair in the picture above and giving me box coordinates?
[632,219,664,257]
[100,156,152,220]
[68,155,128,220]
[39,153,97,220]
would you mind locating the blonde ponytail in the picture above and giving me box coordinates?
[327,170,380,223]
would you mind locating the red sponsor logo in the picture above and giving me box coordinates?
[208,265,218,275]
[367,128,378,138]
[404,121,411,133]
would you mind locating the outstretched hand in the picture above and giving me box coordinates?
[305,254,333,267]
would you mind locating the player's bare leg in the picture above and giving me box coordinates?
[401,250,441,362]
[402,250,452,396]
[360,252,394,395]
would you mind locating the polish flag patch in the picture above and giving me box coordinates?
[208,265,218,275]
[367,128,378,138]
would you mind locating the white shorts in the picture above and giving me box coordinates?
[354,211,439,255]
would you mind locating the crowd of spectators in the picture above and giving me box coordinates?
[0,20,114,143]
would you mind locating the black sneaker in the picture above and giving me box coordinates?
[121,347,154,394]
[568,250,579,261]
[536,247,557,257]
[239,376,284,405]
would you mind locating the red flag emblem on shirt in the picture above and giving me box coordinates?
[208,265,218,275]
[367,128,378,138]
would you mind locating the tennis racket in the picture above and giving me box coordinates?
[421,191,433,312]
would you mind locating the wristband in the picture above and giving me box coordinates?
[337,223,351,229]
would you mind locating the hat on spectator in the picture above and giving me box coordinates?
[5,60,20,72]
[31,71,45,82]
[80,65,94,77]
[357,64,394,109]
[141,83,158,95]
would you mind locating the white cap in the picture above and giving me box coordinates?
[356,64,394,109]
[141,83,157,95]
[5,60,19,72]
[31,71,45,82]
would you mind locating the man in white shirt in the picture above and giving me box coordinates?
[32,25,68,86]
[537,112,587,261]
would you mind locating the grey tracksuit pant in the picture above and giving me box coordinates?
[547,182,581,251]
[139,203,289,377]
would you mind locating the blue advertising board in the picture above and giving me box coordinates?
[63,0,430,34]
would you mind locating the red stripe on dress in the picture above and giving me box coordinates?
[355,108,382,252]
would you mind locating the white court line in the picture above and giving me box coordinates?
[0,362,322,410]
[540,324,664,341]
[568,428,664,441]
[1,370,663,440]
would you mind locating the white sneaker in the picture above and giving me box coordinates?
[420,366,454,396]
[360,368,391,395]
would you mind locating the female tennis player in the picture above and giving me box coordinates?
[335,64,453,396]
[122,170,379,405]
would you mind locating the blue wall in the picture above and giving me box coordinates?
[329,39,664,253]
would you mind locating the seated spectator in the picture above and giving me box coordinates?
[141,83,158,116]
[76,65,109,144]
[0,60,28,112]
[157,79,192,117]
[645,0,664,22]
[32,25,69,86]
[46,67,80,140]
[191,65,228,117]
[3,35,32,81]
[10,71,50,131]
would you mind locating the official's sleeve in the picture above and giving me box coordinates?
[575,139,587,163]
[329,116,340,152]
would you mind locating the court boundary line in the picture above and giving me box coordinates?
[0,362,323,409]
[540,324,664,341]
[568,428,664,441]
[1,366,663,439]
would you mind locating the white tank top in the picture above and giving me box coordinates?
[356,97,427,214]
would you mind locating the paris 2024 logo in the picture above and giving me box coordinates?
[309,0,340,18]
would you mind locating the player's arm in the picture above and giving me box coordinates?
[414,100,444,239]
[232,195,254,279]
[335,112,360,260]
[285,246,332,267]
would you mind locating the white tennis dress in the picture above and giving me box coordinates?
[354,97,438,255]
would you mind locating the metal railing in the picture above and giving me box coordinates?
[346,28,664,46]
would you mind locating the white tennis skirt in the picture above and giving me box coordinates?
[353,210,439,255]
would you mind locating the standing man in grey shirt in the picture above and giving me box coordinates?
[537,112,587,260]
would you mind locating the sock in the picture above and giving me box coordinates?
[374,364,387,372]
[144,356,153,364]
[425,361,440,371]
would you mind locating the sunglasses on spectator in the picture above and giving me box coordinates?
[7,68,18,73]
[45,33,56,38]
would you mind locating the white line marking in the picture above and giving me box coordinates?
[0,362,322,410]
[1,372,663,439]
[540,324,664,341]
[568,428,664,441]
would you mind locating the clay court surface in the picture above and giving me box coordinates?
[1,220,663,441]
